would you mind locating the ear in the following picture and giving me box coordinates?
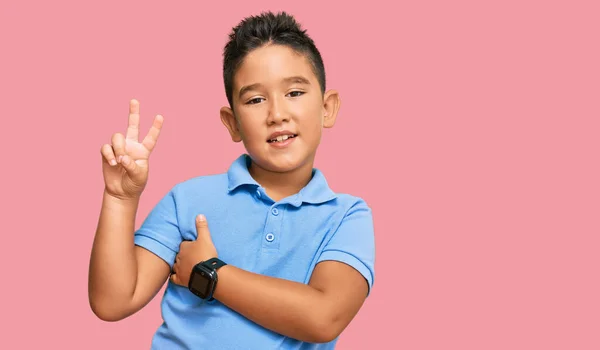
[220,106,243,142]
[322,90,341,128]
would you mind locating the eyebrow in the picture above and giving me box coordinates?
[238,76,311,99]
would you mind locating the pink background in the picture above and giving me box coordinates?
[1,0,599,349]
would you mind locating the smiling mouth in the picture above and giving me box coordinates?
[267,134,298,143]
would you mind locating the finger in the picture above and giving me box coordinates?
[142,114,164,153]
[171,273,185,286]
[195,214,211,239]
[100,144,117,166]
[179,241,191,250]
[111,132,126,163]
[126,99,140,141]
[120,154,139,176]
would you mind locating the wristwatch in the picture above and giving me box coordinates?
[188,257,227,301]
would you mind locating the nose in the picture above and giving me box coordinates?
[267,96,290,125]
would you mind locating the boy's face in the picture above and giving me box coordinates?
[220,44,340,174]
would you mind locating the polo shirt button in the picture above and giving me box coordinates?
[256,190,261,198]
[271,208,279,216]
[265,233,275,242]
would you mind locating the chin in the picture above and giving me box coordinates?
[263,159,304,173]
[251,153,311,174]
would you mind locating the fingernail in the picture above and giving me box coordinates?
[197,214,206,222]
[118,155,123,163]
[110,159,117,166]
[122,156,130,165]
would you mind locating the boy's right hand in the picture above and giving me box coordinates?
[101,99,164,200]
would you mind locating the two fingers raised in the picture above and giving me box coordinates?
[128,98,164,153]
[100,99,164,167]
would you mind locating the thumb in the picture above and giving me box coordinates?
[195,214,211,238]
[121,155,141,177]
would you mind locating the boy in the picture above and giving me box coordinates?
[88,11,375,349]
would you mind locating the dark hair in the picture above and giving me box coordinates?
[222,11,326,109]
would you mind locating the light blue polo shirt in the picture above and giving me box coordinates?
[134,154,375,349]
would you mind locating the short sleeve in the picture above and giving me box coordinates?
[316,199,376,295]
[134,187,183,268]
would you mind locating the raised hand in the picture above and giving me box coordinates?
[100,99,164,200]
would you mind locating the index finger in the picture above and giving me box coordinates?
[126,99,140,141]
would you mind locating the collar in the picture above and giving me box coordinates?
[227,154,337,206]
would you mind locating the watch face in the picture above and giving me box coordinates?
[189,266,215,299]
[190,272,210,298]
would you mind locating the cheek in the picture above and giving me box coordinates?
[301,115,324,143]
[238,119,264,143]
[294,99,323,124]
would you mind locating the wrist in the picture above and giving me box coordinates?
[188,258,227,301]
[102,191,140,218]
[211,264,231,300]
[103,190,141,206]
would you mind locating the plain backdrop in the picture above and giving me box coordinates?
[1,0,599,349]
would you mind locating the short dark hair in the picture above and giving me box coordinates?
[222,11,326,109]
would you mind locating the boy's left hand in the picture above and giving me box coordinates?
[170,214,218,287]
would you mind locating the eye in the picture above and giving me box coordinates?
[287,91,305,98]
[246,97,265,105]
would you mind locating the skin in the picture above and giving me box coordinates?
[88,44,369,344]
[89,100,170,321]
[221,44,336,200]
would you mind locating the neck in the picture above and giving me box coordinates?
[248,157,315,202]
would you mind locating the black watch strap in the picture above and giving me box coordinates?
[201,257,227,271]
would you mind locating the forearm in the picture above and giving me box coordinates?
[88,190,140,318]
[213,265,335,343]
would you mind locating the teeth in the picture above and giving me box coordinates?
[270,135,294,142]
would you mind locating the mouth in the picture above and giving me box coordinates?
[267,134,298,143]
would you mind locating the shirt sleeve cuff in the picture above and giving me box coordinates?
[134,232,177,268]
[317,250,374,296]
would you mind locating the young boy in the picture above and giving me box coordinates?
[88,11,375,349]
